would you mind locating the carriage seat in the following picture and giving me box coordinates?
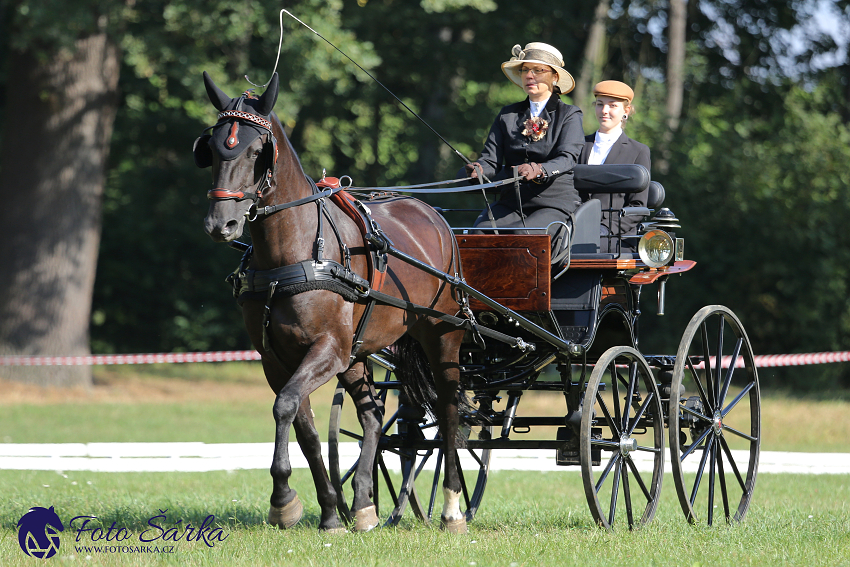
[569,164,660,256]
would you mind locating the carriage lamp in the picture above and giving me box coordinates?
[638,229,675,268]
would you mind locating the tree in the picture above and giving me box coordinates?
[0,2,121,386]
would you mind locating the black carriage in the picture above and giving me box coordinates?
[327,163,760,530]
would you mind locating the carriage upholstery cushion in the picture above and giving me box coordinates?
[573,164,650,194]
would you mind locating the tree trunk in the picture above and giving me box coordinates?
[658,0,688,173]
[666,0,687,131]
[574,0,610,116]
[0,33,120,387]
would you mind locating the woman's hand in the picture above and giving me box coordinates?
[464,162,483,178]
[517,162,544,181]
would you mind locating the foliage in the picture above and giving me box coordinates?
[1,0,848,389]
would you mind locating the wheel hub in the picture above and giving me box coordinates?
[619,436,638,456]
[712,411,723,435]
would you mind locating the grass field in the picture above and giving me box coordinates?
[0,469,847,566]
[1,363,849,566]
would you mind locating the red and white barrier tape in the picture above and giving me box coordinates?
[0,351,261,366]
[1,350,849,368]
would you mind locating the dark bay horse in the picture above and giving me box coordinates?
[195,72,469,533]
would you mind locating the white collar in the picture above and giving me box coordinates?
[595,126,623,144]
[529,96,550,118]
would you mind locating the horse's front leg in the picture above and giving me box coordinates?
[266,338,349,531]
[291,396,346,533]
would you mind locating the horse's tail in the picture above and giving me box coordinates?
[392,334,439,418]
[391,334,474,424]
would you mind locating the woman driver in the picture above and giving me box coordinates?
[461,42,585,237]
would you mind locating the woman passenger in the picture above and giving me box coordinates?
[579,80,650,251]
[461,42,585,239]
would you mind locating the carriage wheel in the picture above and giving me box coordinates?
[580,346,665,530]
[328,377,492,527]
[669,305,760,525]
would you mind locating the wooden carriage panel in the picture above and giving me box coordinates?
[457,234,550,311]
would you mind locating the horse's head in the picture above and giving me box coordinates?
[195,71,280,242]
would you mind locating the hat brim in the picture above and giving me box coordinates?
[502,60,575,95]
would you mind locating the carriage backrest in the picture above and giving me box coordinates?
[646,181,665,210]
[573,164,650,195]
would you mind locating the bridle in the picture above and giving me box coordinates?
[201,108,278,204]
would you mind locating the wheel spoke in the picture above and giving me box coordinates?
[341,458,360,485]
[622,463,635,528]
[378,453,399,507]
[596,390,622,438]
[689,436,715,506]
[700,323,716,409]
[717,450,731,522]
[722,381,755,418]
[413,449,434,479]
[592,439,622,450]
[428,449,443,519]
[608,458,622,527]
[722,423,758,443]
[686,356,713,413]
[719,435,748,492]
[719,338,742,406]
[595,452,620,493]
[679,401,712,424]
[626,391,655,437]
[610,359,623,430]
[466,447,485,468]
[623,361,638,432]
[714,316,725,408]
[339,428,364,441]
[625,456,653,501]
[455,452,471,509]
[681,426,713,462]
[707,439,717,526]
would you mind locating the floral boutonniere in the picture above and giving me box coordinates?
[522,116,549,142]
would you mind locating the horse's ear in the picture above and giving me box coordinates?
[256,73,279,117]
[203,71,232,112]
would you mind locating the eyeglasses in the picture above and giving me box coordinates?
[520,67,552,76]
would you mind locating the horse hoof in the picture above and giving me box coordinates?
[268,496,303,529]
[440,516,468,534]
[353,505,380,532]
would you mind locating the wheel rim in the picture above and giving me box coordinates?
[580,346,665,530]
[669,305,761,525]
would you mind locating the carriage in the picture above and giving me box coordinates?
[324,165,760,530]
[197,71,759,533]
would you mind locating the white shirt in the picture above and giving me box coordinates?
[587,126,623,165]
[529,96,550,118]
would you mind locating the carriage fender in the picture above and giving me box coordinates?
[628,260,696,285]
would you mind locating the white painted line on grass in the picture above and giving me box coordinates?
[1,443,848,474]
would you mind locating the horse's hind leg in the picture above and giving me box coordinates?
[339,362,385,532]
[423,330,468,534]
[291,397,346,533]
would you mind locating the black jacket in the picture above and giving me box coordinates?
[579,131,651,236]
[464,96,585,215]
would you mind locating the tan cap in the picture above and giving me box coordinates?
[593,80,634,103]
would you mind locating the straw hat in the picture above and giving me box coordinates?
[501,43,575,94]
[593,80,635,103]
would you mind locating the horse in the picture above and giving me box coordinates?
[194,71,470,533]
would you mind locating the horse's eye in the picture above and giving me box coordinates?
[253,150,261,159]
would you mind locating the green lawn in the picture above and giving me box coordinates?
[0,469,847,566]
